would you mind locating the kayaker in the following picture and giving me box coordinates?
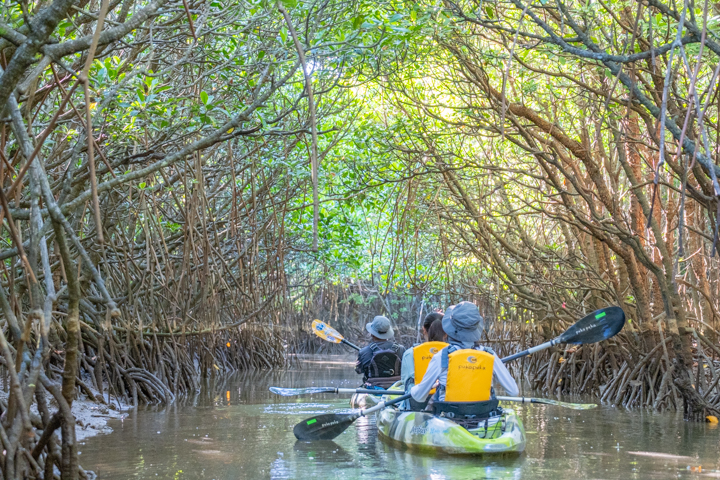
[400,312,444,388]
[424,312,445,339]
[409,301,519,408]
[426,319,446,342]
[355,316,405,388]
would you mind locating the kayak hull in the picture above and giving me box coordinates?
[350,392,381,409]
[376,407,526,455]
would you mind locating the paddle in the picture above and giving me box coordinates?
[272,386,373,396]
[501,306,625,363]
[311,319,360,351]
[293,393,412,440]
[271,387,596,410]
[496,396,597,410]
[271,386,401,397]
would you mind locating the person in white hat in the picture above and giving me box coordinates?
[355,316,406,388]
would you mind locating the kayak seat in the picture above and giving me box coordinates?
[433,399,500,419]
[365,375,401,388]
[408,396,430,411]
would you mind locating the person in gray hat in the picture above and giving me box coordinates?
[409,301,518,406]
[355,315,406,388]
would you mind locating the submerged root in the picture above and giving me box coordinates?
[60,322,288,407]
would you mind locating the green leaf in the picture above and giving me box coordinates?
[352,15,364,30]
[280,0,297,8]
[200,91,209,104]
[485,6,494,19]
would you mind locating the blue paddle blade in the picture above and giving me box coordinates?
[559,306,625,345]
[270,387,335,396]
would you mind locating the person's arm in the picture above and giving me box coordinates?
[409,354,441,402]
[492,353,519,396]
[355,346,368,374]
[401,348,414,386]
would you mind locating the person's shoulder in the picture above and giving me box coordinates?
[357,344,373,356]
[476,345,496,355]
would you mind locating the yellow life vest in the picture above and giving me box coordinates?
[412,341,449,384]
[443,349,494,402]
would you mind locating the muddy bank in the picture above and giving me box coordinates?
[73,398,130,442]
[0,388,129,443]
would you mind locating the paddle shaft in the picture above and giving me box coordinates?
[497,396,552,405]
[341,338,360,351]
[346,389,546,399]
[495,396,597,409]
[349,388,402,395]
[335,389,596,409]
[501,337,560,363]
[357,392,411,417]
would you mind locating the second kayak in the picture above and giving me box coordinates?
[376,407,526,455]
[349,392,381,409]
[352,380,405,408]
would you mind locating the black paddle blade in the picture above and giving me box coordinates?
[270,387,335,396]
[293,413,358,441]
[560,306,625,345]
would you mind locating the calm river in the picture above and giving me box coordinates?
[80,355,720,479]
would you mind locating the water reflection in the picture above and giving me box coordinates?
[80,355,720,479]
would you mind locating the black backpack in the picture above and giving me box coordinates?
[364,344,402,388]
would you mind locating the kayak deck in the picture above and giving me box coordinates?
[376,407,526,455]
[350,392,381,409]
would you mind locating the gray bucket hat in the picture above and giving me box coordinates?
[366,315,394,340]
[442,301,484,343]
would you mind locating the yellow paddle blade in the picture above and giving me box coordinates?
[312,319,343,344]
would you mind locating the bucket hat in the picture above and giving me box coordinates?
[366,315,394,340]
[442,301,483,343]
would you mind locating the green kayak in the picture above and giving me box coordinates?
[349,392,381,409]
[376,407,526,455]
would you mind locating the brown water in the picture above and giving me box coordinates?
[80,356,720,479]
